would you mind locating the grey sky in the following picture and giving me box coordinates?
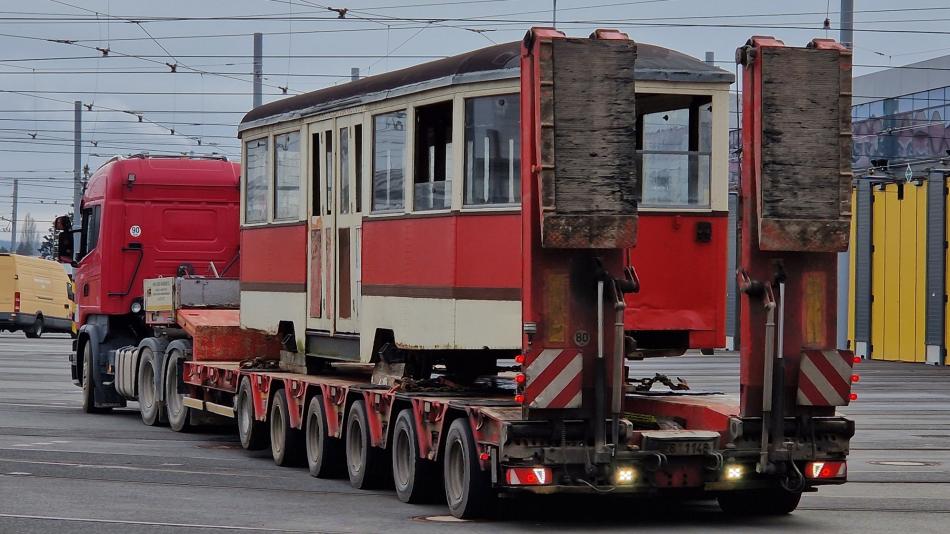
[0,0,947,234]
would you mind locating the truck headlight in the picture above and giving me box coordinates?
[130,300,143,314]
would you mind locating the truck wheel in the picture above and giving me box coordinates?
[237,378,268,450]
[138,347,163,426]
[345,399,390,489]
[718,488,802,515]
[25,317,43,339]
[164,352,190,432]
[81,343,109,414]
[305,395,343,478]
[392,408,439,503]
[270,388,305,467]
[443,418,495,519]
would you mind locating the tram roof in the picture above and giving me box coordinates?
[240,40,734,133]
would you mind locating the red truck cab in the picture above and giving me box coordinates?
[58,154,241,409]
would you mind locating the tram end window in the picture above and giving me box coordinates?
[464,94,520,207]
[340,126,350,214]
[274,131,301,221]
[311,132,321,216]
[244,137,269,223]
[413,101,453,211]
[372,110,407,212]
[638,94,713,208]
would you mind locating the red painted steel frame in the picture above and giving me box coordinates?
[738,36,849,416]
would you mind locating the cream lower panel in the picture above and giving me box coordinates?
[359,296,521,359]
[240,291,307,353]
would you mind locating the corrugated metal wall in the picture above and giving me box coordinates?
[848,175,946,365]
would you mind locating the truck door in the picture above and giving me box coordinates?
[307,119,335,333]
[333,114,362,335]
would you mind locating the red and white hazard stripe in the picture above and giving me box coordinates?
[523,348,583,409]
[797,350,855,406]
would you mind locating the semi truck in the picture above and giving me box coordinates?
[61,30,857,519]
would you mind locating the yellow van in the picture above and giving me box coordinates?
[0,254,75,338]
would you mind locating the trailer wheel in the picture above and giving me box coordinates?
[270,388,305,467]
[81,342,109,414]
[717,488,802,515]
[25,316,43,339]
[237,378,268,450]
[392,408,439,503]
[305,395,343,478]
[138,347,163,426]
[165,351,190,432]
[345,399,390,489]
[443,418,495,519]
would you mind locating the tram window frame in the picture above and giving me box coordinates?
[244,136,269,224]
[371,110,407,213]
[273,130,301,221]
[413,100,453,212]
[463,94,520,207]
[637,93,713,209]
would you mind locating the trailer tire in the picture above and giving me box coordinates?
[165,350,190,432]
[237,378,268,450]
[138,347,163,426]
[392,409,439,503]
[25,316,43,339]
[270,388,305,467]
[345,399,390,489]
[81,342,109,414]
[443,418,495,519]
[305,395,344,478]
[717,488,802,516]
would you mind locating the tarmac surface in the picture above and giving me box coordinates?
[1,332,949,533]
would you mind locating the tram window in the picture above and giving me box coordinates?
[464,94,520,206]
[274,131,301,220]
[311,132,320,216]
[355,125,363,213]
[372,111,407,212]
[244,137,268,224]
[639,94,712,208]
[325,130,333,215]
[340,127,350,214]
[413,101,453,211]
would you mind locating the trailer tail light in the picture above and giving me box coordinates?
[13,291,19,313]
[505,467,552,486]
[805,461,847,479]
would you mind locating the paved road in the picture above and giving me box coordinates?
[1,333,949,533]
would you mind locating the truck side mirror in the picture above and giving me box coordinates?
[57,230,76,266]
[54,215,72,232]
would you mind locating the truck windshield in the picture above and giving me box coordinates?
[78,205,101,260]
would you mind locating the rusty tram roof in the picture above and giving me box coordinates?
[239,40,733,133]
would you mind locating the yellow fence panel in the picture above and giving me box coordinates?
[870,185,887,360]
[915,182,927,363]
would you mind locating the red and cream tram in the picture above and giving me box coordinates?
[237,37,731,363]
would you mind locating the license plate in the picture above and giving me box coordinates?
[655,440,714,456]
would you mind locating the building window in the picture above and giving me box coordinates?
[372,111,406,212]
[464,94,520,206]
[274,131,300,220]
[245,137,268,223]
[639,94,712,208]
[414,101,453,211]
[340,127,350,214]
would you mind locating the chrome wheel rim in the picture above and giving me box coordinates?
[307,406,321,464]
[446,437,465,504]
[347,414,363,475]
[394,425,411,488]
[140,359,155,411]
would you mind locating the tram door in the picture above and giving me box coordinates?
[306,117,362,336]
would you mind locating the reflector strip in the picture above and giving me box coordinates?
[505,467,553,486]
[523,348,582,409]
[797,350,854,406]
[804,461,847,479]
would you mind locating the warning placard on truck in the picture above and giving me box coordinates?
[144,278,175,312]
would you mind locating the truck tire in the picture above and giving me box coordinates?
[443,418,495,519]
[81,342,109,414]
[138,347,163,426]
[237,378,268,450]
[345,399,390,489]
[718,488,803,516]
[305,395,343,478]
[270,388,305,467]
[25,316,43,339]
[392,408,439,503]
[164,348,190,432]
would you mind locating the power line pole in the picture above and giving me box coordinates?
[253,32,263,109]
[840,0,854,49]
[10,179,17,253]
[350,67,360,82]
[73,100,81,252]
[552,0,557,27]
